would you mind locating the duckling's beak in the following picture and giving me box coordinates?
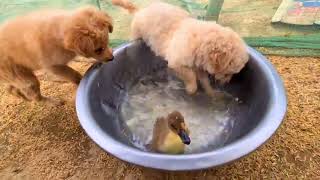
[178,130,191,145]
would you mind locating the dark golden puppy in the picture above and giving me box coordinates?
[0,6,113,105]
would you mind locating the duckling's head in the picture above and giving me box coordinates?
[167,111,191,145]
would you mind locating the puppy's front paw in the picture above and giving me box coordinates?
[186,84,197,95]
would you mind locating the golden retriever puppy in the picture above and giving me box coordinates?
[0,6,114,105]
[112,0,249,96]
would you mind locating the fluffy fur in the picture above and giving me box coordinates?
[112,0,249,96]
[0,6,114,105]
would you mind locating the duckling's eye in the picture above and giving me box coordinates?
[95,47,104,55]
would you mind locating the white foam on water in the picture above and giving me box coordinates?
[120,76,237,153]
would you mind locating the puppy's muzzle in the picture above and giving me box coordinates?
[101,55,114,62]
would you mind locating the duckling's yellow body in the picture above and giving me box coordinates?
[158,130,185,154]
[150,117,186,154]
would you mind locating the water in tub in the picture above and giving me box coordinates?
[120,71,239,153]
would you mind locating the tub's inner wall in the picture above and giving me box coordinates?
[86,40,272,153]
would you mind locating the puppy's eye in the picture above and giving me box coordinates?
[95,47,104,55]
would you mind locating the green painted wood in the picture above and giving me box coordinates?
[206,0,224,21]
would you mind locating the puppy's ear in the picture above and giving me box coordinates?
[92,11,113,33]
[77,6,113,33]
[64,27,94,56]
[211,51,230,73]
[103,13,113,33]
[107,21,113,33]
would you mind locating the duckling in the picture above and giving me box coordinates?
[150,111,191,154]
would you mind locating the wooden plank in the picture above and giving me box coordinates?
[272,0,320,25]
[315,5,320,24]
[272,0,293,23]
[205,0,224,21]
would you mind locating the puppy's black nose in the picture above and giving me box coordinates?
[109,55,114,61]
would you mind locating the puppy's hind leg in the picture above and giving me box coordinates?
[172,66,197,95]
[11,65,64,106]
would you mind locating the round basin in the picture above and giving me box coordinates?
[76,40,287,171]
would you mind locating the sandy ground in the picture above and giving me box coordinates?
[0,56,319,180]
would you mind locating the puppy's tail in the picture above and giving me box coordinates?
[111,0,138,14]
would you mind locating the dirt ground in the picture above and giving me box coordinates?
[0,56,319,180]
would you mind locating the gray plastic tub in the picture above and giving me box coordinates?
[76,40,287,171]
